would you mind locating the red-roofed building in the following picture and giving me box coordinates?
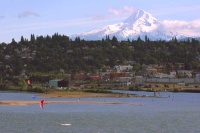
[110,73,126,79]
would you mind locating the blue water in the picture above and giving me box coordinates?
[0,91,200,133]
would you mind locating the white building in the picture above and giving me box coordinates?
[114,65,133,72]
[153,73,176,78]
[177,70,192,78]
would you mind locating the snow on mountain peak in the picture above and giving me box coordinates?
[124,10,150,23]
[71,9,196,41]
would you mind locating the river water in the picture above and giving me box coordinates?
[0,91,200,133]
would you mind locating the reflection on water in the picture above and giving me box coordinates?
[0,91,200,133]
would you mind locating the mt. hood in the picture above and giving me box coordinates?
[71,10,195,41]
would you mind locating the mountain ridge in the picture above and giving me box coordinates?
[70,9,198,41]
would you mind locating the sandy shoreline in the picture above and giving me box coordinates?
[0,92,142,106]
[0,91,144,106]
[0,100,143,106]
[0,100,40,106]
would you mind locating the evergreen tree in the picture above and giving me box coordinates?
[20,36,25,43]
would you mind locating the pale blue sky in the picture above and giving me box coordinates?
[1,0,200,43]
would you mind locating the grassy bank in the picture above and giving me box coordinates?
[138,83,200,93]
[2,81,200,95]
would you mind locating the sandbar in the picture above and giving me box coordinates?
[0,91,143,106]
[0,100,125,106]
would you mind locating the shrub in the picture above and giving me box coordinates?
[173,88,179,92]
[129,85,141,91]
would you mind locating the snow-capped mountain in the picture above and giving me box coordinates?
[70,10,195,41]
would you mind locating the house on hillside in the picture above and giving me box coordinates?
[146,68,157,75]
[128,60,136,65]
[175,63,185,70]
[5,55,11,60]
[114,65,133,72]
[67,50,73,53]
[177,70,192,78]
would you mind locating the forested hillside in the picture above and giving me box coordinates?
[1,33,200,77]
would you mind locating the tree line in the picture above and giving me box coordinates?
[0,33,200,79]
